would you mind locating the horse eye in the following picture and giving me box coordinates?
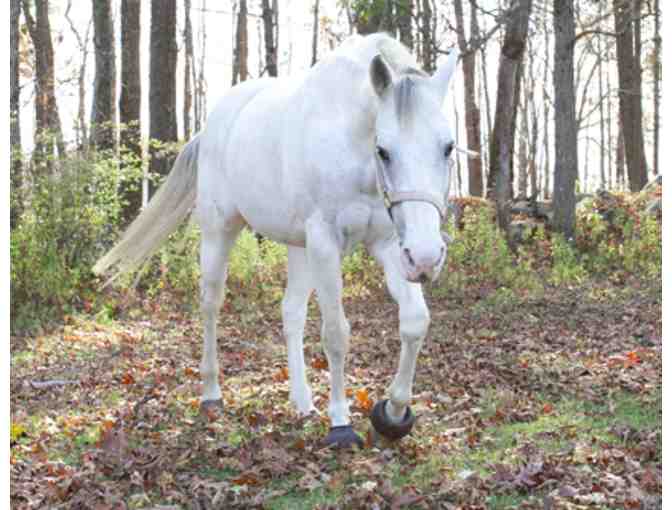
[376,146,390,163]
[444,142,455,159]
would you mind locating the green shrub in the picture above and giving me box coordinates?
[133,227,289,306]
[439,204,539,293]
[621,214,662,277]
[575,196,662,278]
[549,234,587,285]
[149,222,202,300]
[11,151,123,328]
[342,246,384,298]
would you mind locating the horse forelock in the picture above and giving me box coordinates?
[394,75,429,129]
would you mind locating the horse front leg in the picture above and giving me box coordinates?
[283,246,316,415]
[369,240,430,440]
[306,216,363,448]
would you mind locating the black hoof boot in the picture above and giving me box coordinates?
[323,425,364,449]
[370,399,415,441]
[199,399,224,414]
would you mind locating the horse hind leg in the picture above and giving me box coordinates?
[199,219,244,408]
[282,247,316,415]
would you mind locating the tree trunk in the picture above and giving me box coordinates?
[454,97,463,195]
[261,0,278,76]
[454,0,483,197]
[606,43,614,190]
[479,25,492,173]
[183,0,194,140]
[527,43,539,199]
[120,0,141,143]
[311,0,320,66]
[120,0,142,225]
[552,0,577,240]
[542,0,551,199]
[653,0,660,176]
[233,0,249,85]
[487,0,532,236]
[10,0,22,229]
[149,0,178,197]
[632,0,647,183]
[616,120,626,190]
[195,0,207,132]
[597,6,606,190]
[517,72,529,199]
[273,0,279,70]
[64,1,91,151]
[420,0,434,72]
[91,0,116,152]
[583,137,590,192]
[398,0,414,49]
[509,46,526,197]
[613,0,647,191]
[529,99,539,199]
[353,0,384,35]
[22,0,65,170]
[383,0,396,36]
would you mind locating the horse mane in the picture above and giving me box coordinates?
[335,33,427,78]
[323,34,429,129]
[374,35,427,77]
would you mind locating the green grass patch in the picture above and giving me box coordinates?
[263,480,342,510]
[10,350,35,367]
[465,390,660,474]
[403,388,661,488]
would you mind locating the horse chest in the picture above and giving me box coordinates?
[335,203,374,255]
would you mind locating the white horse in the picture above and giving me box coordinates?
[94,34,459,448]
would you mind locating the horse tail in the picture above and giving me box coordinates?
[93,135,201,285]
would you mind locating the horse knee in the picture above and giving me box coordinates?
[399,305,430,342]
[201,279,225,316]
[282,295,307,338]
[321,318,350,359]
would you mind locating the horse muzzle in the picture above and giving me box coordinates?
[400,238,447,283]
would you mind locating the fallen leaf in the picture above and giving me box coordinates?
[10,423,27,443]
[273,367,289,382]
[355,388,373,411]
[311,356,328,370]
[121,372,135,385]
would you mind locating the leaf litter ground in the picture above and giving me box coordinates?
[10,276,661,509]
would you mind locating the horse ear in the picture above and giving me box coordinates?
[370,55,393,97]
[429,48,459,99]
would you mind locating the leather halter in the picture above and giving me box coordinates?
[374,151,452,221]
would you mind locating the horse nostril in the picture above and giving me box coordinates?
[403,248,415,267]
[418,273,428,284]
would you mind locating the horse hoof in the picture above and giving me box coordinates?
[200,399,224,414]
[370,399,415,441]
[323,425,364,449]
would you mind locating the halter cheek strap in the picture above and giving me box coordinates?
[375,156,449,221]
